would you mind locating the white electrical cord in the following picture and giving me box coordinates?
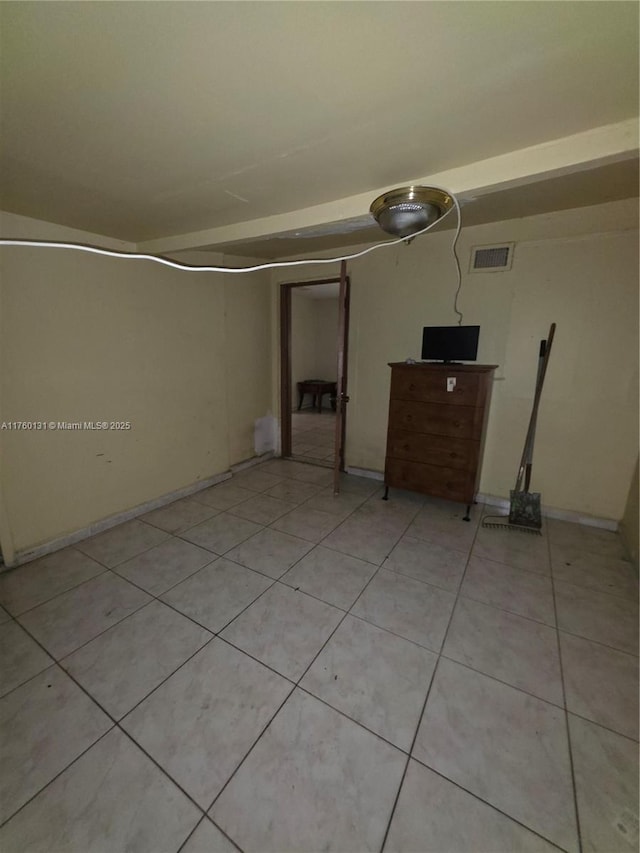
[450,194,464,325]
[0,189,461,274]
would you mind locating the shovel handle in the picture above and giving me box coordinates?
[515,324,555,492]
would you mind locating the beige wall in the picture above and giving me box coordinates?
[620,456,639,571]
[0,218,271,561]
[223,276,272,464]
[291,291,339,409]
[2,194,636,567]
[273,198,639,522]
[314,298,339,380]
[291,290,318,408]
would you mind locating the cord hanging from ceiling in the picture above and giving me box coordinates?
[0,188,464,312]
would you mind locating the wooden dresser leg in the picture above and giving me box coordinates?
[463,505,471,521]
[382,486,389,501]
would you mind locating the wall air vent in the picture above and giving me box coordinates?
[469,243,515,273]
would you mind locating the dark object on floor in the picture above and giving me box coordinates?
[296,379,337,413]
[483,323,556,535]
[481,515,544,535]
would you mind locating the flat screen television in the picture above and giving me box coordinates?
[421,325,480,363]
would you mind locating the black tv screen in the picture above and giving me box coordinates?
[421,325,480,363]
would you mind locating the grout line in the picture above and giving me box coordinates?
[345,609,444,652]
[4,525,635,772]
[110,552,220,598]
[4,566,111,619]
[140,503,222,534]
[10,604,217,726]
[561,709,639,745]
[176,815,244,853]
[378,663,437,851]
[0,720,116,831]
[1,478,355,715]
[549,528,584,853]
[128,486,556,839]
[214,633,298,689]
[294,682,413,756]
[16,582,152,660]
[2,552,292,816]
[174,523,266,556]
[19,657,214,825]
[455,586,556,626]
[208,818,246,853]
[10,535,611,761]
[550,577,639,603]
[2,466,634,848]
[176,816,208,853]
[436,653,565,711]
[554,625,640,659]
[8,650,197,844]
[116,724,211,815]
[408,754,570,853]
[201,496,417,818]
[553,573,640,608]
[202,681,297,816]
[0,657,56,703]
[378,515,481,853]
[274,575,351,612]
[104,630,219,721]
[2,627,243,840]
[468,550,553,580]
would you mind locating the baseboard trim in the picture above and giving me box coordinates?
[475,493,618,531]
[345,466,384,481]
[5,457,619,571]
[2,453,272,571]
[342,468,619,531]
[230,451,274,474]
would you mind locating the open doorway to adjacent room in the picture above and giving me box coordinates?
[280,274,350,474]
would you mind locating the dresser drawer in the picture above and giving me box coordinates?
[385,363,497,507]
[388,399,483,440]
[390,368,481,406]
[386,429,477,471]
[385,458,475,503]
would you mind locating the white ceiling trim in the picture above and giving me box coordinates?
[137,119,638,254]
[0,210,136,251]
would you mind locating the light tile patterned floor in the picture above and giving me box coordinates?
[292,409,336,463]
[0,460,637,853]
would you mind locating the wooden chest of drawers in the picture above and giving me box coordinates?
[384,362,497,511]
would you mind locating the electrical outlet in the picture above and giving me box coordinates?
[447,377,456,392]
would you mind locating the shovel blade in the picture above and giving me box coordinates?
[509,490,542,529]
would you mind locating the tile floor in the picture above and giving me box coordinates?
[291,409,335,464]
[0,459,638,853]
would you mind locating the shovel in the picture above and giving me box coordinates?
[508,323,556,529]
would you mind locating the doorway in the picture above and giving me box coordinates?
[280,272,350,477]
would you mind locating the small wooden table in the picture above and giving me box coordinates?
[296,379,337,413]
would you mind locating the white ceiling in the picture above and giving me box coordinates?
[1,1,638,256]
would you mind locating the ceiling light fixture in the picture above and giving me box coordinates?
[0,186,460,272]
[370,186,454,238]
